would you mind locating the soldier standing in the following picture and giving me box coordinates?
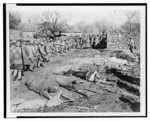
[38,42,49,63]
[100,30,107,49]
[10,41,16,72]
[79,37,83,49]
[26,41,37,71]
[11,40,23,81]
[128,37,135,53]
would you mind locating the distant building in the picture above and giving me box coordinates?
[62,32,82,36]
[20,23,38,39]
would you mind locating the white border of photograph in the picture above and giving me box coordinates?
[5,3,146,118]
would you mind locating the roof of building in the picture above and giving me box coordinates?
[19,23,38,32]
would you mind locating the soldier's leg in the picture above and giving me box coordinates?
[38,58,44,67]
[12,69,18,81]
[16,64,23,80]
[34,57,38,68]
[47,53,51,60]
[37,59,41,68]
[17,71,22,80]
[29,61,35,71]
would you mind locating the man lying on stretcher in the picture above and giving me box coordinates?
[62,69,112,84]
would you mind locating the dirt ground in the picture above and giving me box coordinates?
[10,48,140,112]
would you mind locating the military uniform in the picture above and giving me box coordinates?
[79,38,83,49]
[100,31,107,49]
[38,42,49,62]
[45,42,53,58]
[128,37,135,53]
[64,70,100,83]
[26,42,36,71]
[11,40,23,80]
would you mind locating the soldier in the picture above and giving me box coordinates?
[92,35,96,48]
[38,42,49,63]
[54,41,60,55]
[49,42,55,57]
[21,40,30,71]
[44,42,53,59]
[100,30,107,49]
[79,37,83,49]
[25,41,38,71]
[64,40,69,51]
[10,41,16,74]
[32,41,43,68]
[11,40,23,81]
[61,39,66,53]
[128,37,135,53]
[63,69,101,83]
[74,38,78,49]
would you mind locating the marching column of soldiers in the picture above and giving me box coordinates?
[10,31,108,81]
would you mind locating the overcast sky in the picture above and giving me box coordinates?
[7,4,141,26]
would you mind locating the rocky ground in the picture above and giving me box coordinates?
[10,48,140,112]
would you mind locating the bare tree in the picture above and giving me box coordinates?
[9,12,21,30]
[125,11,137,23]
[94,19,109,34]
[38,11,67,39]
[77,21,93,34]
[123,11,140,32]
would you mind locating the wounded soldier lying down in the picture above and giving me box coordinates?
[63,69,110,84]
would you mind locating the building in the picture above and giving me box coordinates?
[20,23,38,39]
